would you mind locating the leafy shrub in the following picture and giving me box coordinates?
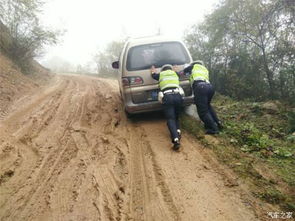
[226,122,274,152]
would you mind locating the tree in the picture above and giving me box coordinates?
[184,0,295,104]
[93,40,125,77]
[0,0,59,72]
[227,0,294,98]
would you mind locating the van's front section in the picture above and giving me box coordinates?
[120,38,194,114]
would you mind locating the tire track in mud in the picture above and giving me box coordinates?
[85,80,128,221]
[29,78,99,219]
[0,77,68,200]
[10,75,126,221]
[0,77,83,220]
[126,124,181,221]
[133,119,264,221]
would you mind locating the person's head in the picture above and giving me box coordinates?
[191,60,204,66]
[161,64,173,72]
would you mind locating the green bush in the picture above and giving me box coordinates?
[226,122,274,152]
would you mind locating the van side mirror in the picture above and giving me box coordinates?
[112,61,119,69]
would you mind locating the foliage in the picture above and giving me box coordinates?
[226,122,275,152]
[0,0,60,72]
[214,95,294,157]
[93,40,125,77]
[184,0,295,104]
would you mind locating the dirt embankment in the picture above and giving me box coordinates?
[0,53,53,119]
[0,73,278,220]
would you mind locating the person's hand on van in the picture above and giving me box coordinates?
[173,65,184,75]
[150,65,156,75]
[172,65,179,72]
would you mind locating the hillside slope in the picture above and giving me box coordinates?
[0,53,53,118]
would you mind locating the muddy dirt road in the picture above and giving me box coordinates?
[0,75,263,220]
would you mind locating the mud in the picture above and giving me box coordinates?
[0,75,266,220]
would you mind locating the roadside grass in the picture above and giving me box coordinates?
[180,95,295,212]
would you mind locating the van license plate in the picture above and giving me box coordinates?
[150,90,158,101]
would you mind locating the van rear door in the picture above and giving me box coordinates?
[125,41,191,104]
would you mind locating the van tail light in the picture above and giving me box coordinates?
[122,76,143,87]
[129,76,143,85]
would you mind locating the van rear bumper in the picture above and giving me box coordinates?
[125,96,194,114]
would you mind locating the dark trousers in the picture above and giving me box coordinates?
[193,81,219,132]
[162,93,183,142]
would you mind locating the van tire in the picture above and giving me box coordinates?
[125,110,133,119]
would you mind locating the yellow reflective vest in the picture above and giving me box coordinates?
[189,64,210,84]
[159,70,180,91]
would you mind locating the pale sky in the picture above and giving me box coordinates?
[39,0,219,67]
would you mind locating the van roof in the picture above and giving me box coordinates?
[126,35,184,48]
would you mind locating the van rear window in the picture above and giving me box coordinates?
[126,42,190,71]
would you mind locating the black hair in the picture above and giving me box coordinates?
[162,66,172,71]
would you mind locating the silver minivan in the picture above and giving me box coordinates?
[112,36,194,115]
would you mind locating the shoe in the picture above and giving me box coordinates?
[217,121,223,130]
[205,130,219,135]
[177,129,181,140]
[173,138,180,151]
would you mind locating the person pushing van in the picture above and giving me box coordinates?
[150,64,183,151]
[183,60,222,134]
